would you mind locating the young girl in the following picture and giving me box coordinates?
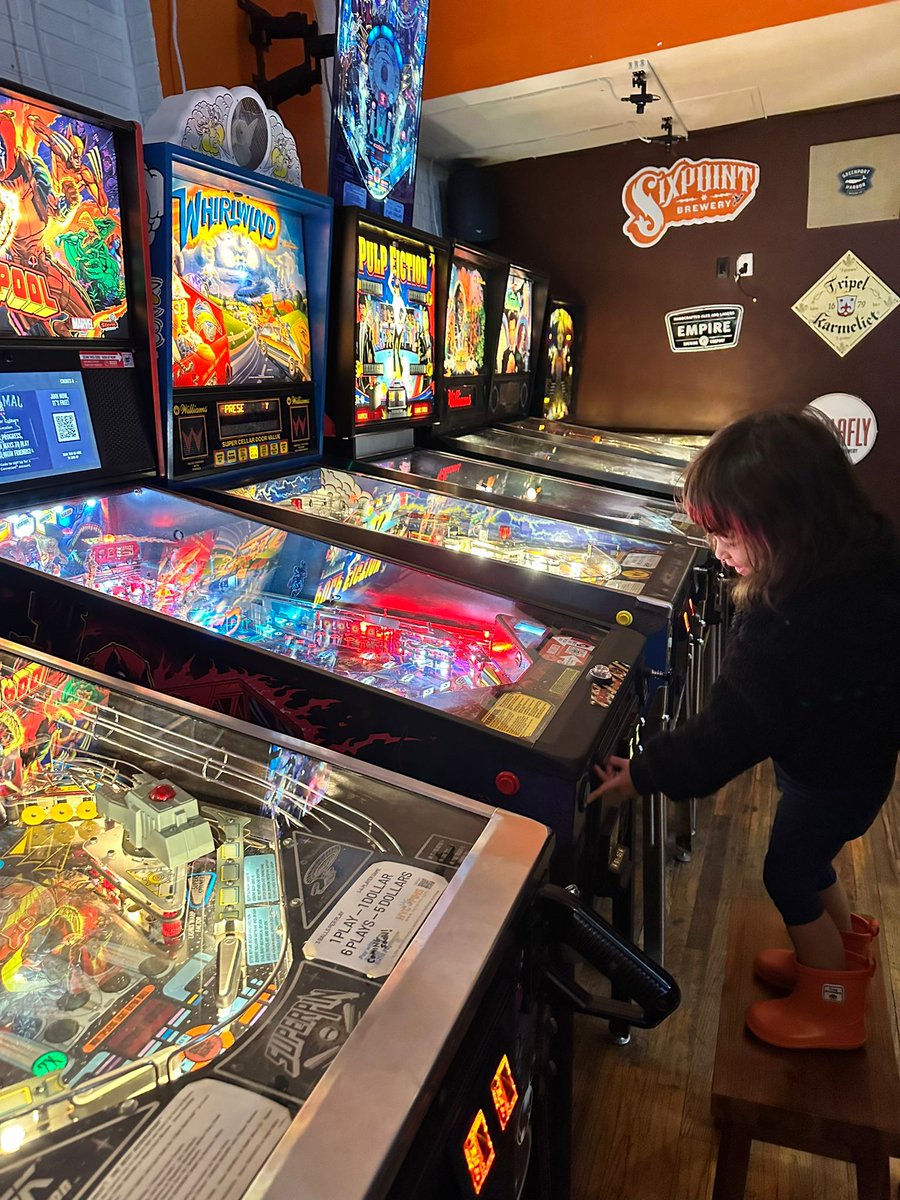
[592,409,900,1050]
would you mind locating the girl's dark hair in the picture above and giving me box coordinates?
[681,408,878,607]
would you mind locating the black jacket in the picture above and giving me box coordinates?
[630,517,900,801]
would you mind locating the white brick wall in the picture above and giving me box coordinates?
[0,0,162,122]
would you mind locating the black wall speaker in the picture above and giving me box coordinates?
[446,165,499,244]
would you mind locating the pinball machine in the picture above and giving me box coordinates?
[0,481,647,902]
[444,424,686,501]
[0,82,646,919]
[502,417,702,469]
[432,240,509,438]
[324,205,448,458]
[191,213,697,958]
[0,639,679,1200]
[142,137,332,484]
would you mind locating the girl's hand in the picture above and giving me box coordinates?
[587,755,639,806]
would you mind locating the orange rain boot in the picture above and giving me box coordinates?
[753,914,880,990]
[746,950,875,1050]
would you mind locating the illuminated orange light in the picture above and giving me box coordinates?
[463,1110,495,1195]
[683,611,691,634]
[490,1054,519,1131]
[356,411,371,424]
[411,402,432,417]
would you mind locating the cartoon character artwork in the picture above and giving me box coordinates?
[495,268,533,376]
[543,306,575,420]
[183,98,228,161]
[353,229,434,424]
[170,169,312,388]
[330,0,431,221]
[0,93,126,338]
[444,263,486,377]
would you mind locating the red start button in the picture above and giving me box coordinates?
[495,771,521,796]
[149,783,177,804]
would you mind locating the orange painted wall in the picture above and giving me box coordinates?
[146,0,892,186]
[423,0,893,98]
[149,0,329,194]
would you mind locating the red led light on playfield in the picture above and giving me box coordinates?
[463,1109,495,1194]
[447,392,473,409]
[490,1054,519,1129]
[149,783,176,803]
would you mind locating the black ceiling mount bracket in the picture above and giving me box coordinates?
[237,0,336,109]
[648,116,685,154]
[620,70,660,116]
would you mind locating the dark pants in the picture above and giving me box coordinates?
[762,763,894,927]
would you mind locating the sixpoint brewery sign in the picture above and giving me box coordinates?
[622,157,760,248]
[792,251,899,357]
[665,305,743,353]
[807,393,878,464]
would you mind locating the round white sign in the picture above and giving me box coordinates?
[806,393,878,464]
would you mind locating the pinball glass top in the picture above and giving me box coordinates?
[229,465,658,593]
[505,419,697,467]
[450,428,685,494]
[0,487,608,745]
[622,430,711,451]
[371,448,706,545]
[0,640,491,1159]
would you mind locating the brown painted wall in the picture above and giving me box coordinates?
[487,98,900,523]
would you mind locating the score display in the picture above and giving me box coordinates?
[0,371,100,485]
[216,399,282,439]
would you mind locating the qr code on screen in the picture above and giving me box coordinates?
[52,411,80,442]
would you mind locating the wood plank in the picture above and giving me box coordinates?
[712,898,900,1150]
[571,763,900,1199]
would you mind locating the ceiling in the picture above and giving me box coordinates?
[419,3,900,165]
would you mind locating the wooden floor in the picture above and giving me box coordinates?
[572,760,900,1199]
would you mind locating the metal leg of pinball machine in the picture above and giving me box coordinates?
[640,665,668,966]
[643,788,667,969]
[665,659,695,864]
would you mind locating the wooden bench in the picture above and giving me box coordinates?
[711,898,900,1199]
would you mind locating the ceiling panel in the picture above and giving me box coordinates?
[420,3,900,164]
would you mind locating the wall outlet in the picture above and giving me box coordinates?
[736,253,754,278]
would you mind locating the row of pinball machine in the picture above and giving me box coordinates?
[0,75,722,1200]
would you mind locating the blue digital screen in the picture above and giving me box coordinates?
[0,371,101,485]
